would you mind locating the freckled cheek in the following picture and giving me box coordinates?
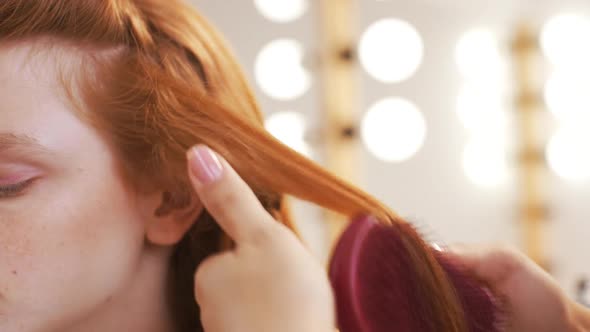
[0,219,37,270]
[0,202,90,284]
[0,177,145,306]
[0,213,104,311]
[0,223,50,303]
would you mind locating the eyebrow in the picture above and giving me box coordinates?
[0,133,53,155]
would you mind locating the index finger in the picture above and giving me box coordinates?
[186,145,273,243]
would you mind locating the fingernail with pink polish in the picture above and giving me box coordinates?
[189,145,223,185]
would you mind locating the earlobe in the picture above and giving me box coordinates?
[146,192,204,246]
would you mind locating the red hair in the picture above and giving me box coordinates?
[0,1,467,331]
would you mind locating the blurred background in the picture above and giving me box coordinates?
[191,0,590,301]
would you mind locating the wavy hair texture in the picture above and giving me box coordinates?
[0,1,468,331]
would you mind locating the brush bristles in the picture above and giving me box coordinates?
[330,215,506,332]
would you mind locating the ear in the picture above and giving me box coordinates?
[142,191,204,246]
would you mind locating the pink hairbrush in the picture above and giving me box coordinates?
[328,214,504,332]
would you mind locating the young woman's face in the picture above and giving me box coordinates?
[0,43,154,330]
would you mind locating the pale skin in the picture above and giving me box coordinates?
[0,40,588,332]
[0,41,193,332]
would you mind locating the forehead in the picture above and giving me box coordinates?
[0,41,96,158]
[0,38,118,98]
[0,42,67,120]
[0,38,123,124]
[0,39,80,83]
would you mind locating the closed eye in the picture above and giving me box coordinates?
[0,178,35,198]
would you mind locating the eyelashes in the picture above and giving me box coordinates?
[0,178,35,198]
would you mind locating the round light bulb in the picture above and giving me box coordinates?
[255,39,311,101]
[361,98,427,162]
[455,29,505,82]
[359,19,424,83]
[253,0,308,23]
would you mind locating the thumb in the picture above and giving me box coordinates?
[448,245,520,287]
[186,144,273,244]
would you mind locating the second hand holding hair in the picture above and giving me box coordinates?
[186,145,336,332]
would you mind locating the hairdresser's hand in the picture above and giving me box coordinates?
[449,245,590,332]
[186,145,335,332]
